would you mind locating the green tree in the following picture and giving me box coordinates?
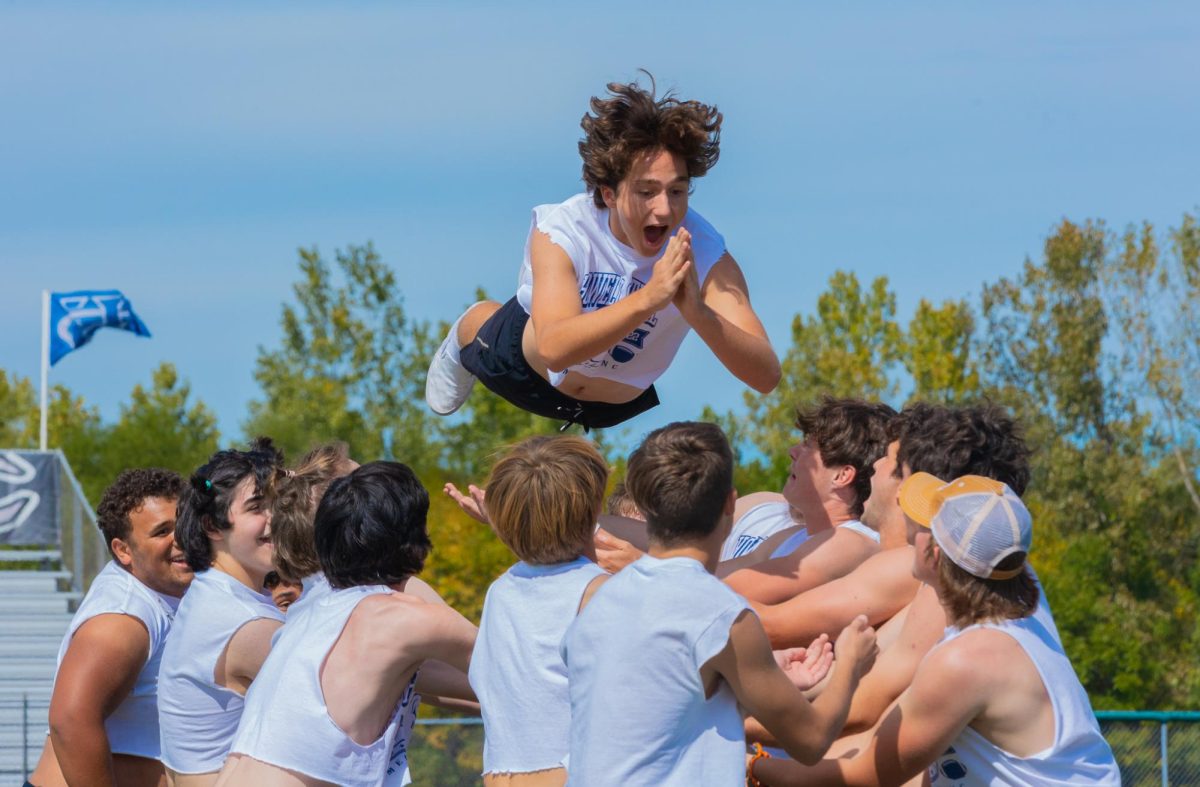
[904,298,978,403]
[244,244,440,471]
[101,363,220,484]
[978,218,1200,708]
[742,271,903,475]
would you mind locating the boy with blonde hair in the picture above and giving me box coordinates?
[467,435,610,786]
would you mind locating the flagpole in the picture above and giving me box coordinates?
[40,290,49,451]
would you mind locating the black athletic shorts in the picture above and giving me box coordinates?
[460,297,659,431]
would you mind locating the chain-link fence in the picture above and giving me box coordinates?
[3,703,1197,785]
[1098,711,1200,786]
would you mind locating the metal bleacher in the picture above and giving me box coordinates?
[0,551,77,780]
[0,450,108,783]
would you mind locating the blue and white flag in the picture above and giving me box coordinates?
[49,290,152,366]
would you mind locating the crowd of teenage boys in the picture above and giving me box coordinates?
[27,76,1122,786]
[24,398,1121,786]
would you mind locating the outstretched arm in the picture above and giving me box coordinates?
[752,644,981,786]
[675,252,781,393]
[711,611,876,765]
[843,584,945,734]
[725,527,878,604]
[49,614,150,787]
[754,548,921,649]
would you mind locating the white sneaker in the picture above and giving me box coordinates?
[425,308,479,415]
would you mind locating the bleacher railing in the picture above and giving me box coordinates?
[2,701,1196,785]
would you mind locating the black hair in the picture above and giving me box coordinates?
[96,468,186,556]
[897,403,1030,493]
[314,461,432,589]
[174,437,284,572]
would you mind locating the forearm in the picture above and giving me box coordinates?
[683,303,780,393]
[534,291,656,371]
[796,662,860,760]
[50,716,115,787]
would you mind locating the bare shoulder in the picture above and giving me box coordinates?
[70,612,150,654]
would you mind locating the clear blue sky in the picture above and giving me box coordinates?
[2,1,1197,446]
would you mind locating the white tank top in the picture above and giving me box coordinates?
[561,555,750,786]
[468,557,606,775]
[516,193,727,389]
[157,569,284,773]
[230,583,422,787]
[929,613,1120,785]
[721,501,798,560]
[52,560,180,759]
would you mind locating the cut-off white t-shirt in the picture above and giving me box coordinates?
[51,560,181,760]
[230,583,421,787]
[562,555,750,786]
[469,557,606,775]
[157,569,284,773]
[516,193,727,390]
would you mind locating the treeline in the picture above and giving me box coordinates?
[3,216,1198,712]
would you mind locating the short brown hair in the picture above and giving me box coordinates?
[795,398,896,517]
[580,74,722,208]
[272,442,356,583]
[931,539,1039,628]
[626,422,733,546]
[487,436,609,565]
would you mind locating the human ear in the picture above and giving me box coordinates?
[600,185,617,209]
[111,538,134,569]
[832,465,856,489]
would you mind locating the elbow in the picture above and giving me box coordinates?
[753,360,782,394]
[534,335,574,372]
[741,355,781,394]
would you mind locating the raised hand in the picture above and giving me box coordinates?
[443,482,489,525]
[670,228,703,318]
[640,228,692,313]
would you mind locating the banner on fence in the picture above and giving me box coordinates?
[0,450,60,545]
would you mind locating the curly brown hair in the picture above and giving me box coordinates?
[96,468,186,556]
[580,73,722,208]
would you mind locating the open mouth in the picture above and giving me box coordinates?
[643,224,669,248]
[169,554,188,567]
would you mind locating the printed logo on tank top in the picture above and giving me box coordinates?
[929,746,969,784]
[731,534,766,559]
[576,272,659,371]
[384,676,421,784]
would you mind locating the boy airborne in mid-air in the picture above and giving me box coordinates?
[425,75,781,431]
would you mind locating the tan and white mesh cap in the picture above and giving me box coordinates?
[898,473,1032,580]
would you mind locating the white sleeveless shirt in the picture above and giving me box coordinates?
[929,611,1120,785]
[561,555,750,786]
[468,557,606,775]
[52,560,180,759]
[157,569,284,773]
[516,193,727,389]
[722,501,799,560]
[230,583,422,787]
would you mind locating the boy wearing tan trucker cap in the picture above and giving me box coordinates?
[750,474,1119,786]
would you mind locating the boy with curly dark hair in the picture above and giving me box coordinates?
[29,468,190,787]
[426,73,780,430]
